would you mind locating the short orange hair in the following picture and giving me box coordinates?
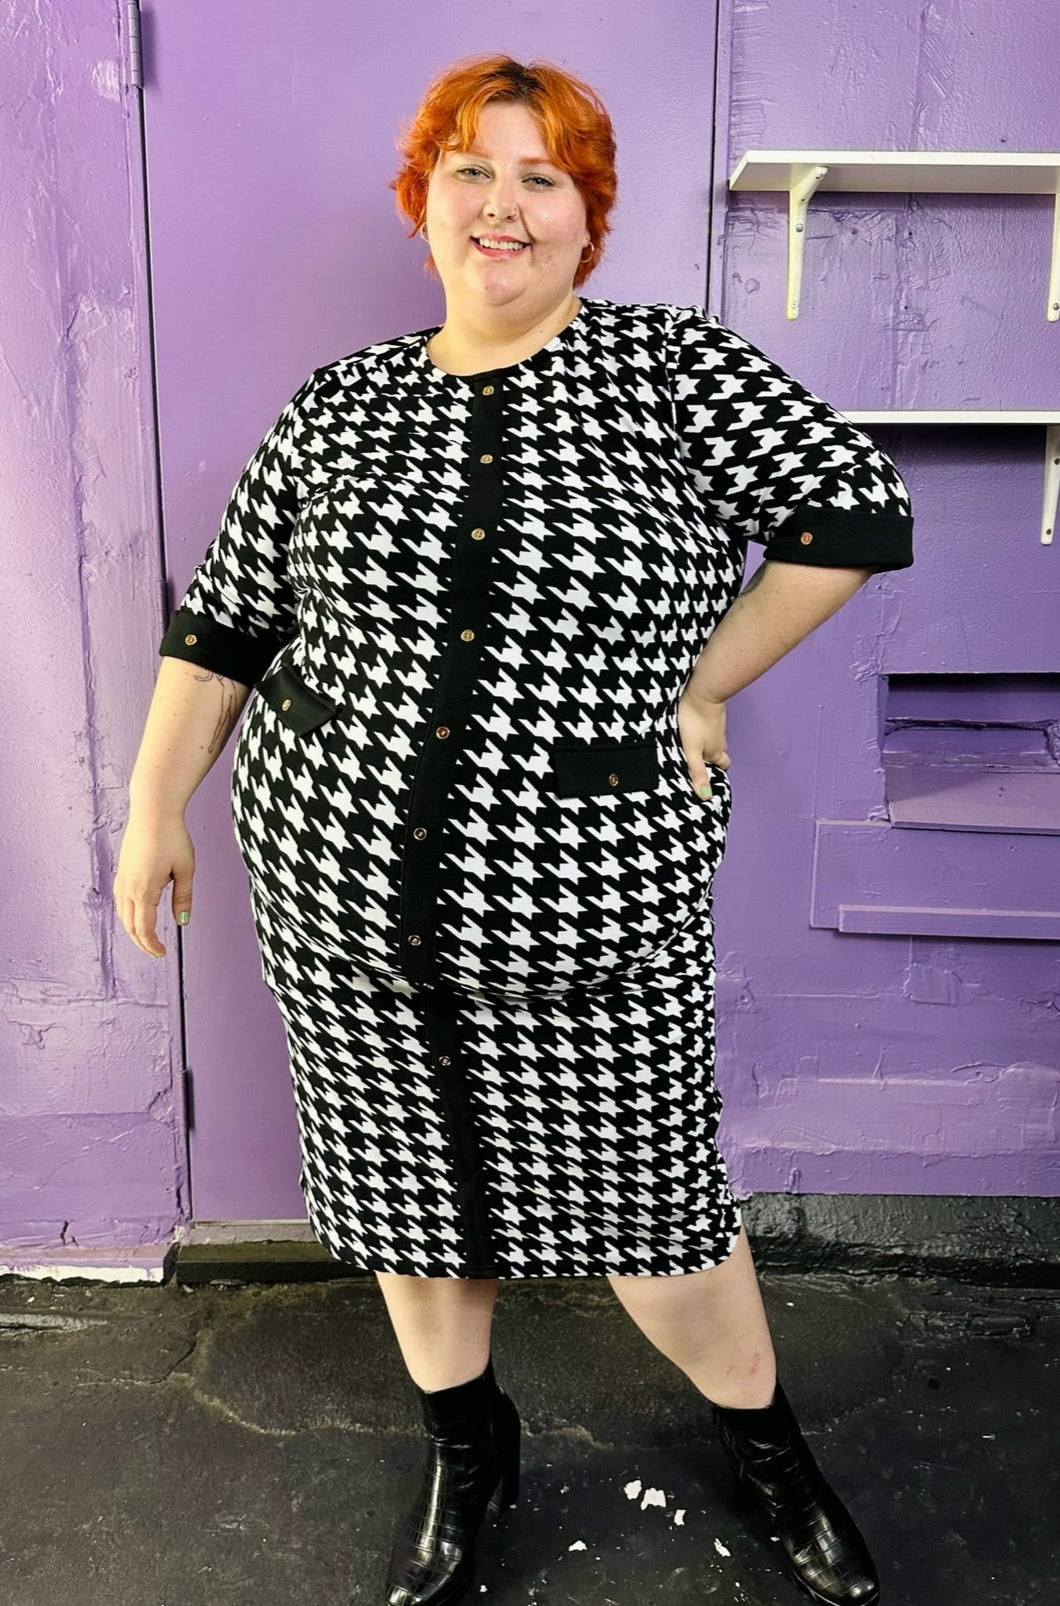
[391,53,617,289]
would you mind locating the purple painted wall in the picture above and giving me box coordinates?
[709,0,1059,1195]
[1,0,1056,1267]
[0,0,186,1260]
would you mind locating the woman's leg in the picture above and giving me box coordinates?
[607,1224,777,1407]
[613,1228,881,1603]
[375,1272,501,1391]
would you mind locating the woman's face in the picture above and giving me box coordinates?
[424,100,590,321]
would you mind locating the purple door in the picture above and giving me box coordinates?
[144,3,721,1221]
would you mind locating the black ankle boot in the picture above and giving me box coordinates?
[384,1354,520,1606]
[711,1378,880,1606]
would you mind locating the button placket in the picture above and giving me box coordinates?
[395,371,507,1271]
[418,983,498,1269]
[397,375,504,989]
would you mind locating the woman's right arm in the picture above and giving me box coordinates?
[114,657,252,958]
[117,363,321,957]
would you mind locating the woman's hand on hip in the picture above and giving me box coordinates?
[113,811,196,958]
[677,686,731,800]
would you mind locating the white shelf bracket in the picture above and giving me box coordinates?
[1043,423,1060,544]
[787,164,829,319]
[1049,190,1060,321]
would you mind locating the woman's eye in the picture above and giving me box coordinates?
[454,166,555,187]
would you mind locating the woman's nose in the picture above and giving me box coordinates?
[483,176,519,219]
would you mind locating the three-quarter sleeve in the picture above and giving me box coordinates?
[158,368,321,687]
[667,305,914,573]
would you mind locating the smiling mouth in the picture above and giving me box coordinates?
[472,237,530,256]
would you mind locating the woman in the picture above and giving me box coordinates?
[116,52,912,1606]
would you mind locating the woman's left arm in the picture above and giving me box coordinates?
[687,557,873,705]
[676,559,874,798]
[664,304,916,795]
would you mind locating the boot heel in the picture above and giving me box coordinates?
[500,1455,520,1509]
[491,1387,522,1508]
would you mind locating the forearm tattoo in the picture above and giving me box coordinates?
[192,669,242,754]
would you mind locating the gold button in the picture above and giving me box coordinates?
[184,633,197,645]
[482,384,495,396]
[608,773,620,786]
[281,698,292,711]
[800,531,814,545]
[436,725,450,739]
[479,453,493,464]
[438,1055,452,1066]
[408,935,422,946]
[471,527,486,539]
[460,629,475,641]
[413,827,427,839]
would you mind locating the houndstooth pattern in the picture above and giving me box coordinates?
[163,298,914,1277]
[253,891,738,1277]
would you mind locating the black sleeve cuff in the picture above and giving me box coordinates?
[158,607,290,688]
[762,508,915,572]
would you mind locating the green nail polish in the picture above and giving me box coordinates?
[177,911,190,925]
[697,782,711,798]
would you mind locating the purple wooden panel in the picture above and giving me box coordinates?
[837,906,1060,939]
[885,765,1060,833]
[887,673,1059,724]
[884,730,1049,756]
[145,0,721,1221]
[811,820,1060,936]
[882,673,1060,829]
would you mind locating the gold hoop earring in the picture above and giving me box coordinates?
[580,241,595,263]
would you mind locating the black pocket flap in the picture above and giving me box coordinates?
[549,740,659,798]
[255,662,339,734]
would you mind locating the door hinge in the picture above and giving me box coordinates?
[125,1,143,91]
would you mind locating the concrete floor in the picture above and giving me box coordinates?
[0,1266,1056,1605]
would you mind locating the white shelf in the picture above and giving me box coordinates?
[839,410,1060,545]
[727,149,1060,322]
[729,150,1060,195]
[843,410,1060,424]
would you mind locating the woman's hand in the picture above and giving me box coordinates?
[113,811,196,958]
[677,686,731,800]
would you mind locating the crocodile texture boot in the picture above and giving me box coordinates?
[712,1378,881,1605]
[384,1354,520,1606]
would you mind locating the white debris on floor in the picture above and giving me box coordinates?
[623,1476,668,1511]
[621,1476,689,1528]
